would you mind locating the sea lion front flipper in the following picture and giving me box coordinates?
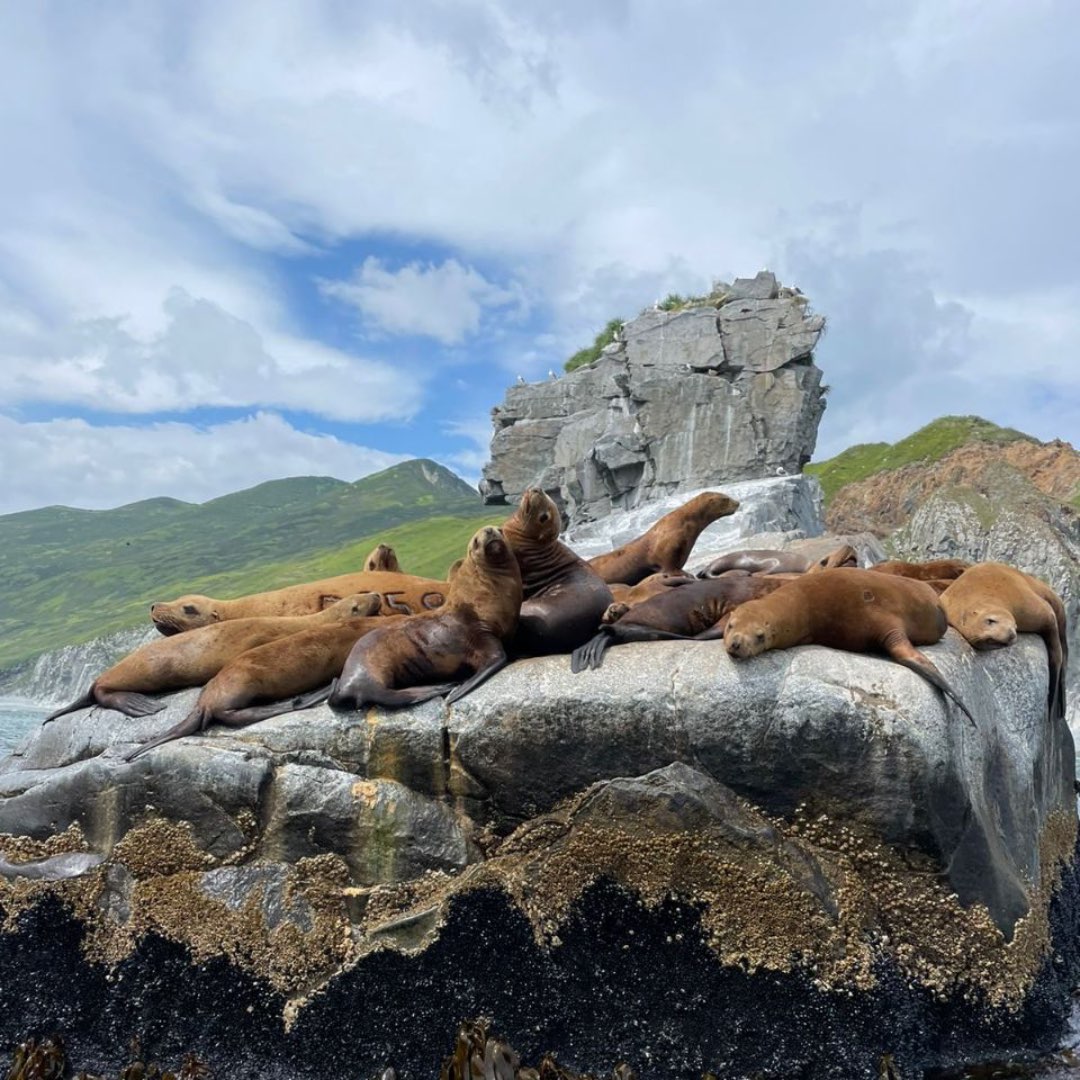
[445,650,509,705]
[94,689,167,718]
[883,632,976,727]
[693,616,730,641]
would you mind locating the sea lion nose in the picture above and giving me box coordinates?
[150,602,159,613]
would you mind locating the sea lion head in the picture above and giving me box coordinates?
[723,607,773,659]
[601,602,631,625]
[364,544,400,573]
[467,525,517,572]
[512,488,562,544]
[813,544,858,572]
[326,592,383,618]
[452,527,523,635]
[956,606,1018,649]
[688,491,741,520]
[150,595,221,636]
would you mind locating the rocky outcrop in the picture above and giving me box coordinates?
[1,626,1076,1078]
[481,272,826,525]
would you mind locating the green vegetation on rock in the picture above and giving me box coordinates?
[806,415,1033,504]
[563,317,624,373]
[0,460,503,669]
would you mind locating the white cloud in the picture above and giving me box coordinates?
[321,257,527,344]
[0,412,408,515]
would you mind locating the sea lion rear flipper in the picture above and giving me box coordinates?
[42,687,95,724]
[95,689,166,718]
[884,635,977,727]
[571,632,612,673]
[122,707,209,762]
[445,653,510,705]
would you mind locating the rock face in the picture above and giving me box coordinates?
[480,272,826,525]
[1,626,1076,1078]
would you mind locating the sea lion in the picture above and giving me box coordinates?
[697,544,857,579]
[588,492,740,585]
[723,568,975,724]
[151,570,448,634]
[572,575,791,672]
[43,593,382,723]
[446,558,464,582]
[124,608,403,760]
[503,488,614,656]
[364,543,401,573]
[939,562,1067,721]
[871,559,971,582]
[328,525,523,710]
[608,570,695,606]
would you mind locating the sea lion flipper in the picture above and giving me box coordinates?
[571,632,610,673]
[884,635,977,727]
[95,690,166,718]
[445,652,509,706]
[42,688,95,724]
[122,707,208,762]
[693,617,729,642]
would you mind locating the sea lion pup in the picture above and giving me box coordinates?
[364,543,401,573]
[871,558,971,582]
[43,593,382,724]
[723,568,976,725]
[124,605,401,761]
[697,543,857,579]
[328,526,523,711]
[608,570,695,606]
[150,570,448,634]
[588,491,740,586]
[502,488,614,656]
[940,562,1068,722]
[572,576,791,672]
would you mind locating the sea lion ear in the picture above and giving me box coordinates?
[209,608,222,622]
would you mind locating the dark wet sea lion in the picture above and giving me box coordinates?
[503,488,613,656]
[364,543,401,572]
[151,570,447,634]
[328,526,523,710]
[572,575,791,672]
[724,568,975,724]
[588,492,740,585]
[124,609,402,760]
[871,559,971,582]
[44,593,382,724]
[698,543,857,579]
[940,562,1067,722]
[608,570,695,606]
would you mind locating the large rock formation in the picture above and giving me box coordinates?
[480,272,826,525]
[1,629,1076,1078]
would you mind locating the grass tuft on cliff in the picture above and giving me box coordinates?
[563,318,624,373]
[806,415,1033,504]
[0,460,504,669]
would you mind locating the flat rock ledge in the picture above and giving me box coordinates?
[1,634,1077,1079]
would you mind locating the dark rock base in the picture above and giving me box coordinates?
[3,846,1080,1080]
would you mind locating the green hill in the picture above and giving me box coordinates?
[0,460,505,669]
[805,416,1033,504]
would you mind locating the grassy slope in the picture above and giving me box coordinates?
[805,415,1033,504]
[0,460,502,668]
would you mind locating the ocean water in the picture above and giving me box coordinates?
[0,697,49,754]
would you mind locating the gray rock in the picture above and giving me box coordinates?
[480,276,826,524]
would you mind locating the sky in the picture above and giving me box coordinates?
[1,0,1077,515]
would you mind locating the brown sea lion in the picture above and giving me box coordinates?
[871,559,971,582]
[940,562,1067,721]
[364,543,401,573]
[572,575,791,672]
[124,607,400,760]
[698,543,857,579]
[151,570,448,634]
[608,570,695,606]
[328,525,523,710]
[723,568,975,724]
[588,492,740,586]
[503,488,613,656]
[43,593,382,724]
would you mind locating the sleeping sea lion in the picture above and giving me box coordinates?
[503,488,613,656]
[572,575,791,672]
[124,607,402,760]
[364,543,401,573]
[871,559,971,582]
[43,593,382,723]
[328,525,523,710]
[608,570,695,606]
[723,568,975,724]
[151,570,447,634]
[588,492,740,585]
[697,543,857,579]
[939,562,1067,722]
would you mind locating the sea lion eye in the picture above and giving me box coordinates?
[539,512,550,523]
[183,605,198,615]
[755,630,766,643]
